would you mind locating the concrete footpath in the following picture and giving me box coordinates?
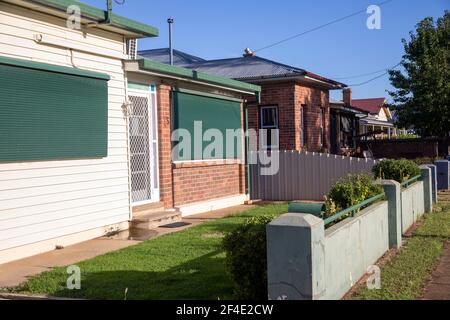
[422,243,450,300]
[0,204,255,289]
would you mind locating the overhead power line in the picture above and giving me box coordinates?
[332,63,400,80]
[254,0,394,53]
[347,62,401,87]
[331,62,402,82]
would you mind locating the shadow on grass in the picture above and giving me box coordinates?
[26,249,233,300]
[19,204,289,300]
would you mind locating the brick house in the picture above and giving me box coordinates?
[0,0,260,264]
[124,59,260,215]
[140,49,347,153]
[350,93,396,139]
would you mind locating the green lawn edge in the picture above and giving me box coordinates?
[9,204,288,300]
[350,193,450,300]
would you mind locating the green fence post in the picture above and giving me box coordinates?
[377,180,402,249]
[420,165,433,213]
[267,213,325,300]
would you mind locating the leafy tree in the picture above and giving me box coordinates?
[388,11,449,138]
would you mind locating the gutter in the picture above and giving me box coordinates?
[19,0,159,38]
[125,60,261,99]
[239,74,345,90]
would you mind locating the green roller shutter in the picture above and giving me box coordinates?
[0,57,109,162]
[172,91,242,161]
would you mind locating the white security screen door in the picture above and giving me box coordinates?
[128,88,160,204]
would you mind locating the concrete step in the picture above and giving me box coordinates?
[132,202,165,218]
[131,211,182,230]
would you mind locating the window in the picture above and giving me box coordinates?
[260,106,279,150]
[0,56,109,162]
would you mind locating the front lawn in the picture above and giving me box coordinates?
[12,204,287,300]
[350,191,450,300]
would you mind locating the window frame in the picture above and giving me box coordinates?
[0,57,109,163]
[259,105,279,150]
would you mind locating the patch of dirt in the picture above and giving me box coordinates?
[420,241,450,300]
[403,219,425,238]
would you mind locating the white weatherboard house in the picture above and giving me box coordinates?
[0,0,260,264]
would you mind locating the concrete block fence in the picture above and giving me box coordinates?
[267,166,434,300]
[435,160,450,190]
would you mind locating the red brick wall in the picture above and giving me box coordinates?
[246,82,330,152]
[294,84,330,152]
[157,85,174,208]
[156,85,246,209]
[172,161,245,206]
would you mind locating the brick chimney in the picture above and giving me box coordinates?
[343,88,352,106]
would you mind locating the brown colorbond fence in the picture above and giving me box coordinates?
[250,151,377,201]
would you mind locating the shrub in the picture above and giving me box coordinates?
[372,159,421,183]
[222,214,276,300]
[412,157,442,166]
[324,173,383,218]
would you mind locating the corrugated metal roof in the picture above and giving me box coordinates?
[139,48,206,67]
[138,48,346,87]
[187,56,307,80]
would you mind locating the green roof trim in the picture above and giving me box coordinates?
[173,87,243,103]
[135,59,261,95]
[0,55,110,80]
[26,0,159,38]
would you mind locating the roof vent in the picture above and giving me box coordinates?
[243,48,255,57]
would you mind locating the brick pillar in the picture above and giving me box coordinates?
[240,102,247,195]
[343,88,352,106]
[157,84,174,209]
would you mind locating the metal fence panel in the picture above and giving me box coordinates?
[250,151,377,201]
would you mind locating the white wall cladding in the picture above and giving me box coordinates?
[0,2,131,252]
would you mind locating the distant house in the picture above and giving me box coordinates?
[140,48,347,153]
[329,90,368,155]
[350,95,396,139]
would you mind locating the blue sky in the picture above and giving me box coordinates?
[82,0,448,100]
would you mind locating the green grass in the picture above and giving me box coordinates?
[351,192,450,300]
[12,204,288,300]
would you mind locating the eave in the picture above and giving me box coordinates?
[125,59,261,99]
[5,0,159,38]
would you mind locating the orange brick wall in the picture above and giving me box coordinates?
[246,81,330,153]
[156,85,246,209]
[172,162,245,206]
[157,85,174,208]
[294,83,330,152]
